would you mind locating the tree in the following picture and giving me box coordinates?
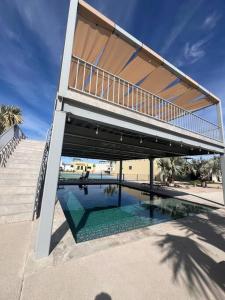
[190,158,221,187]
[0,105,23,133]
[157,157,185,184]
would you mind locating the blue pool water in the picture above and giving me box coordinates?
[57,184,213,243]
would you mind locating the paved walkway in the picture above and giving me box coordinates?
[21,208,225,300]
[0,186,224,300]
[0,221,32,300]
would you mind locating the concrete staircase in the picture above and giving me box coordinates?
[0,139,45,223]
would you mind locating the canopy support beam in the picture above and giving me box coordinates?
[149,158,154,191]
[36,110,66,258]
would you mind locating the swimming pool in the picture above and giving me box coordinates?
[57,184,213,243]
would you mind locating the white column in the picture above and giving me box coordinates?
[220,153,225,206]
[36,110,66,258]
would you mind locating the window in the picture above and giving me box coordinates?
[129,166,132,170]
[77,166,80,170]
[81,166,83,170]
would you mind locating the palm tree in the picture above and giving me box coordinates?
[0,105,23,133]
[157,157,185,184]
[191,158,218,187]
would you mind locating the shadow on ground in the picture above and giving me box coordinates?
[154,186,224,207]
[50,220,69,253]
[156,210,225,299]
[95,292,112,300]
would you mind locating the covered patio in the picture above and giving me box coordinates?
[35,0,225,259]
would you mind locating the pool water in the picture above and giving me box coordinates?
[57,184,213,243]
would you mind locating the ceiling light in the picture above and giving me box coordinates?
[155,137,158,143]
[140,137,143,144]
[96,126,99,135]
[169,141,172,147]
[120,134,123,142]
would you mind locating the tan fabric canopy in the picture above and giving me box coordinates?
[140,66,176,94]
[119,49,159,84]
[97,34,136,75]
[73,15,111,64]
[158,82,190,100]
[68,0,220,112]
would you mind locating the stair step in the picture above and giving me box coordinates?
[0,212,32,224]
[0,193,35,203]
[14,148,44,152]
[0,203,33,216]
[10,153,43,158]
[22,139,45,144]
[6,163,42,169]
[0,186,36,194]
[0,178,37,186]
[0,173,39,180]
[7,158,42,164]
[0,168,40,175]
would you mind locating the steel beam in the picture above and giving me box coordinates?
[220,153,225,205]
[119,160,123,182]
[36,111,66,258]
[58,0,78,97]
[63,101,224,153]
[149,158,154,191]
[216,103,225,142]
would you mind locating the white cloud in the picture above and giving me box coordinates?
[175,37,211,67]
[202,12,221,30]
[160,0,203,55]
[14,0,66,64]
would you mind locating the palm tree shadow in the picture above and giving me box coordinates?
[156,211,225,299]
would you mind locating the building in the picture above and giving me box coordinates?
[113,159,160,181]
[35,0,225,258]
[94,160,114,174]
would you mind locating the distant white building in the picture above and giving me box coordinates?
[94,160,114,174]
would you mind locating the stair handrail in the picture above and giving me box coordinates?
[32,126,52,220]
[0,124,25,167]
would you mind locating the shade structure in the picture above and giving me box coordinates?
[69,0,220,112]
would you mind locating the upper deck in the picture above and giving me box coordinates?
[57,0,225,156]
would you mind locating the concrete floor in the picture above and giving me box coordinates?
[0,221,32,300]
[1,187,225,300]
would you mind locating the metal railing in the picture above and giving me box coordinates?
[69,56,222,142]
[0,125,25,167]
[32,128,52,220]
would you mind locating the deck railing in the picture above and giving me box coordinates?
[0,125,25,167]
[69,56,222,142]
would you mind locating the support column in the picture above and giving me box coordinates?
[216,103,225,142]
[36,110,66,258]
[149,158,154,191]
[220,153,225,206]
[119,159,123,183]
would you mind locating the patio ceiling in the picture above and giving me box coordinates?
[69,0,220,112]
[62,117,212,161]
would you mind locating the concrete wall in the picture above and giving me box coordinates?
[113,159,160,181]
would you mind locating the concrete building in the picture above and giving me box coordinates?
[113,159,160,181]
[34,0,225,258]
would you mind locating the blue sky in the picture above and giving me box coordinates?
[1,0,225,140]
